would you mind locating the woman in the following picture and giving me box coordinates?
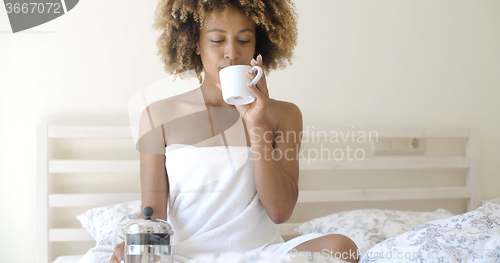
[111,0,358,262]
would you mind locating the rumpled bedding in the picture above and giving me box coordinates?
[79,249,350,263]
[79,201,500,263]
[359,201,500,263]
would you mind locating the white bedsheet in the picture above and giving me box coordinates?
[77,202,500,263]
[51,255,84,263]
[79,248,350,263]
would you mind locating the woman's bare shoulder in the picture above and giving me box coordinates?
[268,99,301,118]
[142,88,205,123]
[148,88,202,110]
[267,99,302,131]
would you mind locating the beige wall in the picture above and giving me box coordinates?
[1,0,499,262]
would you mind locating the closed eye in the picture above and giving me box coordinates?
[211,40,223,43]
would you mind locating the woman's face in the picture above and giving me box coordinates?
[197,6,256,84]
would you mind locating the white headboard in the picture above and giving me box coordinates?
[36,125,480,263]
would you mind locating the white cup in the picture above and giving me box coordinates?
[219,65,263,105]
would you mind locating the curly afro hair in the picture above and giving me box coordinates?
[153,0,298,82]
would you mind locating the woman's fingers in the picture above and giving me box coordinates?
[246,55,268,97]
[245,69,256,81]
[110,242,125,263]
[251,57,257,67]
[245,70,267,98]
[256,55,268,95]
[246,83,268,105]
[110,254,120,263]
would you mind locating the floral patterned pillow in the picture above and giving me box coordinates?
[76,200,141,246]
[294,209,454,252]
[360,202,500,262]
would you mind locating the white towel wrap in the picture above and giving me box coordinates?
[166,144,321,262]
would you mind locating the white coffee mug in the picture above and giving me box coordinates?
[219,65,263,105]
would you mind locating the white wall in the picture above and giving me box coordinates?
[1,0,499,262]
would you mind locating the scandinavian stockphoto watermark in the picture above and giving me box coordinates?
[249,125,379,163]
[288,248,359,261]
[289,248,500,261]
[3,0,79,33]
[362,248,500,261]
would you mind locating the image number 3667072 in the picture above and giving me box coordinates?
[3,0,80,33]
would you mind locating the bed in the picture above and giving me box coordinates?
[36,125,500,263]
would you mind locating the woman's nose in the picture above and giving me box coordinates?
[224,41,239,61]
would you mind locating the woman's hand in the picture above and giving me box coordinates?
[110,241,125,263]
[237,54,269,125]
[216,54,269,126]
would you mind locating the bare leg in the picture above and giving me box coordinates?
[289,234,359,263]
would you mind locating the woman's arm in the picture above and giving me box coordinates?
[230,55,302,224]
[248,102,302,224]
[111,141,168,263]
[139,152,169,220]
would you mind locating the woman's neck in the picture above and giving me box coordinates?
[200,79,232,107]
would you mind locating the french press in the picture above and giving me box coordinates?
[124,207,174,263]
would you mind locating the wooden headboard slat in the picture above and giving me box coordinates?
[49,193,141,208]
[298,187,471,203]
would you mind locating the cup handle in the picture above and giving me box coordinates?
[249,66,263,86]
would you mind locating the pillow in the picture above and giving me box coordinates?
[488,197,500,205]
[360,202,500,263]
[294,209,454,252]
[76,200,141,246]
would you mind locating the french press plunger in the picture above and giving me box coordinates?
[124,207,173,263]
